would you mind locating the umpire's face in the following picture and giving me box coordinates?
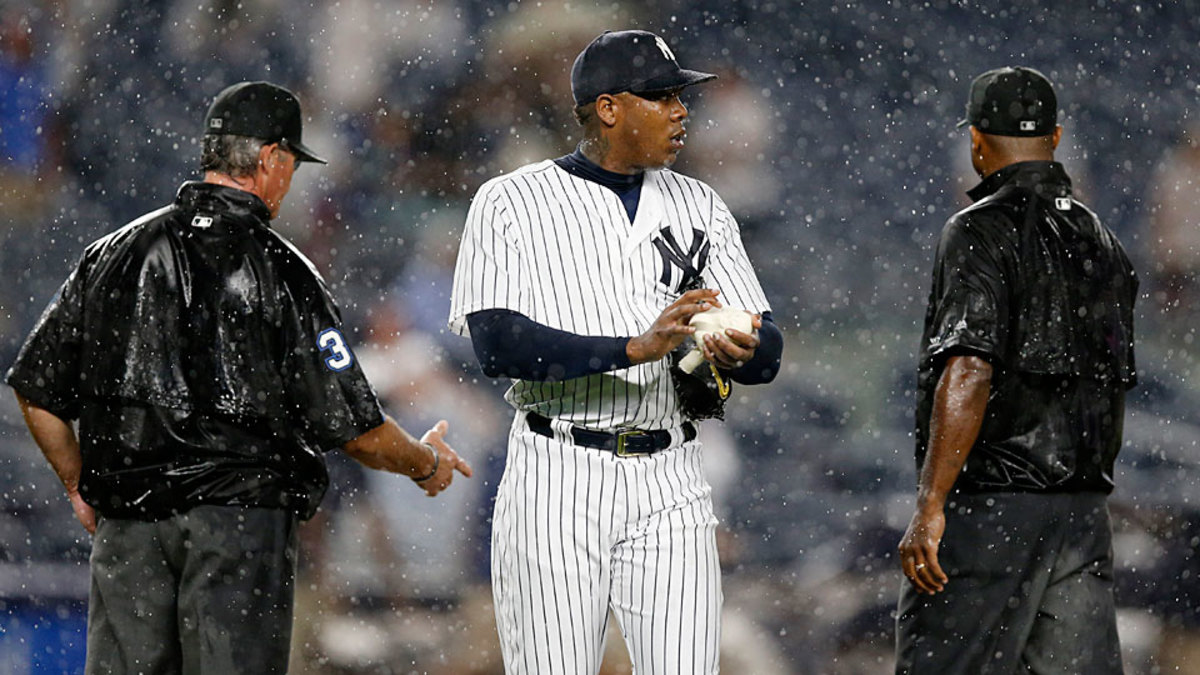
[257,143,299,219]
[606,88,690,172]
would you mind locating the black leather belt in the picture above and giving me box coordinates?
[525,412,696,456]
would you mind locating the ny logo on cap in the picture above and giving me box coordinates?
[1019,120,1036,131]
[654,36,676,62]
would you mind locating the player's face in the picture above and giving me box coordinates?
[615,88,689,170]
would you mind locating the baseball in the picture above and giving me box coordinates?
[680,306,755,373]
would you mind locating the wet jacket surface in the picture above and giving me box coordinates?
[6,182,384,519]
[916,161,1137,494]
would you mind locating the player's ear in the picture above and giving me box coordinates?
[594,94,619,127]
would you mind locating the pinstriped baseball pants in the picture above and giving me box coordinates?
[492,414,722,674]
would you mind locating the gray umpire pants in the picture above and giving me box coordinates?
[85,505,299,675]
[895,491,1122,675]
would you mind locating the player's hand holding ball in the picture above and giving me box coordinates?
[680,306,757,372]
[666,298,759,422]
[626,288,723,364]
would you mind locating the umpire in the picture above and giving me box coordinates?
[6,81,471,674]
[895,67,1137,674]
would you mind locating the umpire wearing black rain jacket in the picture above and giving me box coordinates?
[6,81,471,675]
[895,67,1136,674]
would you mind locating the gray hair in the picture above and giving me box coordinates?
[201,134,264,177]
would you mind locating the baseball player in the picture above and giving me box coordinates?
[449,30,783,674]
[6,81,471,674]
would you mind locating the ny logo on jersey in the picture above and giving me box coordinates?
[654,36,676,62]
[652,228,709,293]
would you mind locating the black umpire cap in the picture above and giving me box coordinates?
[957,66,1058,137]
[571,30,716,106]
[204,81,327,164]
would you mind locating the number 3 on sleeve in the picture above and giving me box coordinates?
[317,328,354,371]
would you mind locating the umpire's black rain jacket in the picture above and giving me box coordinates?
[6,182,384,519]
[916,161,1137,494]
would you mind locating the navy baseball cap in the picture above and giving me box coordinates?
[571,30,717,106]
[957,66,1058,137]
[204,81,327,164]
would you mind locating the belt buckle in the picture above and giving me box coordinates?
[615,428,649,457]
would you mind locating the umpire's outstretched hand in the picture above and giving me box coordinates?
[343,416,472,497]
[414,420,472,497]
[627,289,722,364]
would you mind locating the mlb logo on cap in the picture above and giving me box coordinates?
[1020,120,1036,131]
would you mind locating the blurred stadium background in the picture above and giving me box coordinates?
[1,1,1199,673]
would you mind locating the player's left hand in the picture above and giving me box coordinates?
[700,313,761,370]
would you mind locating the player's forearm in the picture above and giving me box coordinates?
[15,392,84,494]
[916,355,992,511]
[343,416,436,479]
[467,309,632,380]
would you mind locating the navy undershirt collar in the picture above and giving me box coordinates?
[554,147,644,222]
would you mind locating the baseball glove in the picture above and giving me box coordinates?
[669,338,732,421]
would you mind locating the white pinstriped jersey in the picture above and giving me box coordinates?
[448,160,770,431]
